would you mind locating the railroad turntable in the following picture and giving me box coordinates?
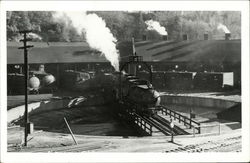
[7,67,242,152]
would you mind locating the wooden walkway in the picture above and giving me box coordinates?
[117,102,196,136]
[157,105,201,134]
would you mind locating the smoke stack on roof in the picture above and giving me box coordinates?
[217,23,230,34]
[145,20,168,35]
[225,33,231,40]
[217,23,232,40]
[204,33,209,40]
[183,34,188,41]
[162,35,168,41]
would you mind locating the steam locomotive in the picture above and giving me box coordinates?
[57,69,161,116]
[113,72,161,116]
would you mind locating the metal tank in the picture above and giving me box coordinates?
[29,76,40,90]
[42,74,56,86]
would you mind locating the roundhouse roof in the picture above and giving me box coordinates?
[7,41,106,64]
[132,39,241,63]
[7,39,241,64]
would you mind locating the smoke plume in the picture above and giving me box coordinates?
[145,20,168,35]
[217,23,230,34]
[53,12,120,71]
[28,32,42,40]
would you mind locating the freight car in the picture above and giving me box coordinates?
[193,72,234,90]
[138,70,234,91]
[7,73,25,95]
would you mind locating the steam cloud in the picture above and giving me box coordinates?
[53,12,120,71]
[145,20,168,35]
[28,32,42,40]
[217,23,230,34]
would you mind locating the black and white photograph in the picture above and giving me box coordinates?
[0,1,249,163]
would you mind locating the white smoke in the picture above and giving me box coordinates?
[217,23,230,34]
[145,20,168,35]
[53,11,120,71]
[27,32,42,40]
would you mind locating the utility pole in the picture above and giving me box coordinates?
[18,30,33,146]
[180,11,184,40]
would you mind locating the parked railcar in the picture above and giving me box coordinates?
[60,70,90,89]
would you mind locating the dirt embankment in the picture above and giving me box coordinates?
[11,101,140,137]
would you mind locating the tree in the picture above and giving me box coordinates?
[7,11,241,42]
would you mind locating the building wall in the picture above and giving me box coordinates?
[7,60,241,92]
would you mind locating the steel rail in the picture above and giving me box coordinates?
[153,114,189,135]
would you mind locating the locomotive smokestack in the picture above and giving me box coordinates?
[225,33,231,40]
[204,33,208,40]
[183,34,188,41]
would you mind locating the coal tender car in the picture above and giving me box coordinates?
[60,70,91,90]
[116,73,161,116]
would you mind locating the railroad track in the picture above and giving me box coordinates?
[152,114,189,135]
[20,141,109,152]
[50,144,102,152]
[142,116,172,136]
[165,135,241,153]
[117,105,190,136]
[123,109,189,136]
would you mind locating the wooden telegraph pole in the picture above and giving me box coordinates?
[18,30,34,146]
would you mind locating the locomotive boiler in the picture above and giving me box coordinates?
[114,72,161,116]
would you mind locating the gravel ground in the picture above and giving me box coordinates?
[7,126,241,152]
[160,91,241,102]
[7,90,242,152]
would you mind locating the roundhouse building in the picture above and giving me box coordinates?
[119,36,241,90]
[7,42,111,87]
[7,36,241,91]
